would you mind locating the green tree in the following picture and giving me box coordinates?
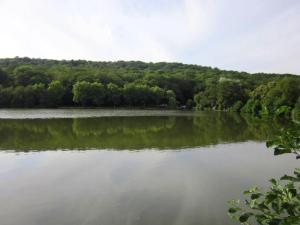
[11,86,26,107]
[166,90,177,108]
[73,81,105,106]
[106,83,122,107]
[0,68,9,85]
[0,57,299,111]
[123,83,152,106]
[217,80,246,110]
[279,77,300,107]
[47,80,65,107]
[0,86,13,106]
[150,86,165,105]
[263,88,282,115]
[13,66,50,86]
[292,97,300,121]
[241,99,262,116]
[32,83,47,106]
[194,93,202,110]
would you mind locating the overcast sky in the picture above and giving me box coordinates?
[0,0,299,74]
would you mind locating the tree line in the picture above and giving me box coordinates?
[0,57,299,118]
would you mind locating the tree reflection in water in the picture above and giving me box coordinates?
[0,112,294,151]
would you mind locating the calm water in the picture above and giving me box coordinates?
[0,109,298,225]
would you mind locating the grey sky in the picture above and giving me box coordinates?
[0,0,299,74]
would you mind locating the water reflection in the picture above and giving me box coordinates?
[0,112,292,151]
[1,145,299,225]
[0,111,298,225]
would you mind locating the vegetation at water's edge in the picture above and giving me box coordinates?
[0,57,299,119]
[228,127,300,225]
[228,169,300,225]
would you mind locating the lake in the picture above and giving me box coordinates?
[0,109,298,225]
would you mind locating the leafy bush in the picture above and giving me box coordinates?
[266,128,300,159]
[228,127,300,225]
[228,169,300,225]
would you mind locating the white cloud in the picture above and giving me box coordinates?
[213,2,300,74]
[0,0,299,74]
[0,0,217,62]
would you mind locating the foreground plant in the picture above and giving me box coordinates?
[228,127,300,225]
[266,128,300,159]
[228,169,300,225]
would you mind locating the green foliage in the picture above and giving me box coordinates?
[217,80,246,110]
[13,65,51,86]
[231,101,244,112]
[0,86,13,106]
[228,127,300,225]
[186,99,194,109]
[106,83,122,107]
[266,127,300,159]
[150,86,165,105]
[7,85,47,107]
[241,99,262,115]
[243,77,300,117]
[292,97,300,122]
[0,68,9,85]
[194,93,202,110]
[0,57,299,111]
[263,88,282,114]
[279,77,300,107]
[275,106,291,118]
[123,83,156,106]
[47,81,64,107]
[73,81,105,106]
[166,90,177,108]
[194,86,218,110]
[228,170,300,225]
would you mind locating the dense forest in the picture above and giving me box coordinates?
[0,57,299,119]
